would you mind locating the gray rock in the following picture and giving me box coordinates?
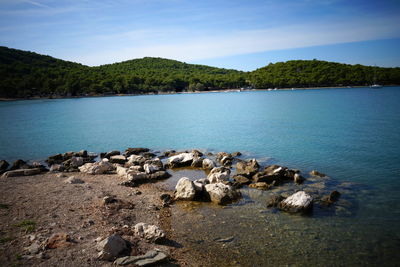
[49,164,64,172]
[97,234,128,261]
[133,223,165,242]
[104,150,121,159]
[167,152,195,168]
[216,152,233,166]
[1,168,41,178]
[114,250,167,266]
[232,175,251,186]
[25,242,41,254]
[191,157,204,168]
[279,191,313,213]
[235,159,259,177]
[207,166,230,183]
[202,158,215,170]
[175,177,196,200]
[127,155,147,166]
[10,159,31,170]
[204,182,240,205]
[79,159,114,175]
[64,176,84,184]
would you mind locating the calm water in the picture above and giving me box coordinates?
[1,87,400,265]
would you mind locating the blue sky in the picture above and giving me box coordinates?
[0,0,399,71]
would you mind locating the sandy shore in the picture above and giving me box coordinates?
[0,172,192,266]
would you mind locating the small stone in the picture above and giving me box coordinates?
[97,234,128,261]
[64,176,84,184]
[114,249,168,266]
[133,223,165,242]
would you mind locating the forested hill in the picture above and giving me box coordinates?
[0,46,399,98]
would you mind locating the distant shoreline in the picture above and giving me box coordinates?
[0,85,396,102]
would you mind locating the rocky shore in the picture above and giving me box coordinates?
[0,147,346,266]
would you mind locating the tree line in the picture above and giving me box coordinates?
[0,46,399,98]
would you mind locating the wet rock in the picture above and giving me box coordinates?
[97,234,128,261]
[104,151,120,159]
[167,152,195,168]
[321,190,341,205]
[249,182,273,190]
[114,249,168,266]
[45,233,72,249]
[64,176,84,184]
[109,155,126,164]
[46,154,64,165]
[63,156,84,169]
[279,191,313,213]
[253,165,295,185]
[310,170,326,177]
[124,147,150,157]
[75,150,88,158]
[141,152,156,159]
[1,168,41,178]
[0,160,9,172]
[266,195,285,207]
[191,149,204,157]
[175,177,196,200]
[236,159,259,177]
[160,193,173,207]
[10,159,31,170]
[191,157,204,168]
[79,159,114,174]
[207,167,230,183]
[232,175,251,187]
[294,173,305,184]
[216,152,233,166]
[204,183,240,205]
[231,151,242,157]
[147,171,171,181]
[133,223,165,242]
[202,158,215,170]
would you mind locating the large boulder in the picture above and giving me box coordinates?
[235,159,259,177]
[133,223,165,242]
[79,159,114,175]
[202,158,215,170]
[97,234,128,261]
[279,191,313,213]
[207,167,230,183]
[167,153,195,168]
[252,165,297,185]
[174,177,196,200]
[204,183,240,205]
[114,250,168,266]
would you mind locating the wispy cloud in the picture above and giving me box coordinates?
[22,0,50,8]
[68,14,400,66]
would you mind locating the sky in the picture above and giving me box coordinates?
[0,0,399,71]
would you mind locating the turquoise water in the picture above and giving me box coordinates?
[1,87,400,265]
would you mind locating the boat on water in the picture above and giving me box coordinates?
[370,84,382,89]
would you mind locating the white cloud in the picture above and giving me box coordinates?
[67,14,400,66]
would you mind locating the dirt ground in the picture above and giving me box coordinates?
[0,172,192,266]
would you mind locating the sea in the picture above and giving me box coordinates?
[0,87,399,266]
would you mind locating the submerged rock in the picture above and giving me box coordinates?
[310,170,326,177]
[97,234,128,261]
[216,152,233,166]
[133,223,165,242]
[279,191,313,213]
[204,183,240,205]
[266,195,285,207]
[175,177,196,200]
[321,190,341,205]
[249,182,273,190]
[114,250,168,266]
